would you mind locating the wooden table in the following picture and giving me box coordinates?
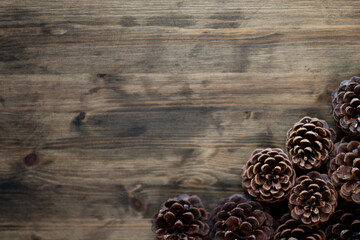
[1,0,359,239]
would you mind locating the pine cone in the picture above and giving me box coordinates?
[209,193,274,240]
[152,195,210,240]
[242,148,296,202]
[286,116,336,170]
[331,76,360,135]
[288,171,337,225]
[274,213,326,240]
[328,137,360,203]
[325,203,360,239]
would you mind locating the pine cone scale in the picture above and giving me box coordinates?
[182,212,195,224]
[186,224,199,234]
[164,212,177,223]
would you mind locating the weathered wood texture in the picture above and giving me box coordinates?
[1,0,360,239]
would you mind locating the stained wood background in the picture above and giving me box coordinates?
[1,0,360,239]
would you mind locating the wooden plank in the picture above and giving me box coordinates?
[0,218,153,240]
[0,0,359,239]
[0,73,339,112]
[0,1,360,75]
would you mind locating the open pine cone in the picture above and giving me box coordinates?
[325,199,360,240]
[152,195,210,240]
[242,148,296,202]
[288,171,337,225]
[331,76,360,135]
[328,137,360,203]
[325,203,360,240]
[209,193,274,240]
[286,116,336,170]
[274,213,326,240]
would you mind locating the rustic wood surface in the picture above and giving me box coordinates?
[1,0,360,239]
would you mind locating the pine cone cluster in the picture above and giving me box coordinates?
[328,137,360,203]
[152,195,210,240]
[331,76,360,135]
[288,171,337,225]
[242,148,296,202]
[274,213,326,240]
[152,77,360,240]
[209,193,274,240]
[286,116,336,170]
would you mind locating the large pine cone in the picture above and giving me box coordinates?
[331,76,360,135]
[274,213,326,240]
[328,137,360,203]
[242,148,296,202]
[288,171,337,225]
[209,193,274,240]
[152,195,210,240]
[286,116,336,170]
[325,204,360,239]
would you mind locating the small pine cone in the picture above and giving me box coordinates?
[274,213,326,240]
[286,116,336,170]
[328,137,360,203]
[209,193,274,240]
[242,148,296,202]
[152,195,210,240]
[331,76,360,135]
[325,204,360,239]
[288,171,337,225]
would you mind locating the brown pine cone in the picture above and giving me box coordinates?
[286,116,336,170]
[331,76,360,135]
[274,213,326,240]
[152,195,210,240]
[209,193,274,240]
[325,204,360,239]
[288,171,337,225]
[328,137,360,203]
[242,148,296,202]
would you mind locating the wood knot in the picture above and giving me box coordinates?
[72,111,86,126]
[96,73,107,79]
[31,234,42,240]
[24,153,39,167]
[317,91,330,103]
[0,96,5,106]
[130,196,145,212]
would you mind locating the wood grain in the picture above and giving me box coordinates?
[1,0,360,239]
